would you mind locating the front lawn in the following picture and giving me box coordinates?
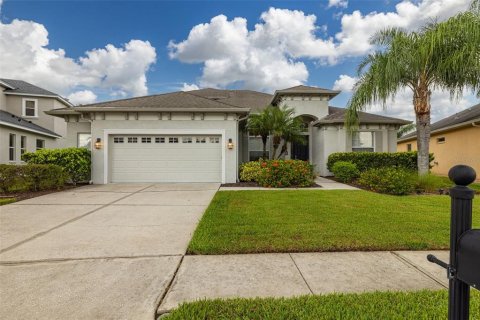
[188,190,480,254]
[0,198,16,206]
[164,290,480,320]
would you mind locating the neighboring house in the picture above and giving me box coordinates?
[47,85,409,184]
[398,103,480,178]
[0,79,72,164]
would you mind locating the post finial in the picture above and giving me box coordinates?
[448,165,477,186]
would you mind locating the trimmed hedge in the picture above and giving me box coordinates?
[239,160,315,188]
[327,151,433,173]
[0,164,68,193]
[240,161,261,182]
[331,161,360,183]
[358,167,417,195]
[22,148,91,184]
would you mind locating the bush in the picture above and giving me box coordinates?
[256,160,315,188]
[358,167,416,195]
[22,148,91,184]
[327,152,434,173]
[240,161,261,182]
[0,164,67,193]
[331,161,360,183]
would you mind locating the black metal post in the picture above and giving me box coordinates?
[448,165,476,320]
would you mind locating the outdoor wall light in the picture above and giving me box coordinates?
[227,138,234,149]
[94,138,102,150]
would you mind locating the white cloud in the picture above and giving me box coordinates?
[0,18,156,99]
[181,83,200,91]
[169,0,471,90]
[333,74,357,92]
[328,0,348,9]
[67,90,97,105]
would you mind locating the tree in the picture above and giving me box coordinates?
[246,105,305,160]
[346,3,480,174]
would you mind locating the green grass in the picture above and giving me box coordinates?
[187,190,480,254]
[434,175,480,192]
[0,198,16,206]
[164,290,480,320]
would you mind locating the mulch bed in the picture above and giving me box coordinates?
[0,184,86,203]
[221,182,321,188]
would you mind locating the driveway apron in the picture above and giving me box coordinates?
[0,183,219,320]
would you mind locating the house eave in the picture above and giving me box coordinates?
[4,92,73,107]
[0,121,61,138]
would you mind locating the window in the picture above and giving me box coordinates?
[248,135,269,161]
[9,134,16,161]
[78,133,92,148]
[407,143,412,152]
[113,137,124,144]
[22,99,38,117]
[155,137,165,143]
[196,137,206,144]
[209,137,220,144]
[182,137,193,143]
[169,137,179,143]
[141,137,152,143]
[128,137,138,143]
[36,139,45,151]
[20,136,27,157]
[352,132,374,152]
[437,137,446,144]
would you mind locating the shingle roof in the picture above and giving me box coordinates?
[399,103,480,141]
[313,106,411,126]
[0,78,59,96]
[188,88,272,112]
[271,85,340,104]
[56,91,251,113]
[0,78,73,107]
[0,110,61,137]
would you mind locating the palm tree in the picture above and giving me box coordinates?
[246,105,305,160]
[346,3,480,174]
[397,123,416,139]
[246,110,272,159]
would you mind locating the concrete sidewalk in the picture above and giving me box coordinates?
[157,250,448,314]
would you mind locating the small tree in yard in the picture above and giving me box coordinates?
[346,2,480,175]
[247,105,304,160]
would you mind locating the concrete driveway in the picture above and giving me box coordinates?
[0,183,219,320]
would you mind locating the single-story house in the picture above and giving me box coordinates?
[47,85,410,184]
[398,103,480,178]
[1,78,71,164]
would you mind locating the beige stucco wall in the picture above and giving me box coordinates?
[314,124,399,176]
[0,90,7,111]
[278,96,329,120]
[398,126,480,179]
[81,112,240,184]
[0,126,57,164]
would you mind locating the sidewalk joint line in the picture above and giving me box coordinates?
[155,255,185,317]
[0,184,154,254]
[390,251,448,289]
[289,253,314,294]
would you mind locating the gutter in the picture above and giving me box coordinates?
[0,121,61,138]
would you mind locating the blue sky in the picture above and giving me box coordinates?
[0,0,477,121]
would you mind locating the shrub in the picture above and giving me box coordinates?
[22,148,91,184]
[0,164,67,193]
[415,174,451,193]
[256,160,315,188]
[358,167,416,195]
[331,161,360,183]
[240,161,261,182]
[327,152,434,173]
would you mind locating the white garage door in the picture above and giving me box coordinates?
[110,135,222,183]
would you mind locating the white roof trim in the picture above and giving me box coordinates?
[0,121,60,138]
[398,117,480,142]
[4,92,73,107]
[0,80,16,90]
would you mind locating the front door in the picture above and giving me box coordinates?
[291,136,309,161]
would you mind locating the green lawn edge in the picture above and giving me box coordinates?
[164,290,480,320]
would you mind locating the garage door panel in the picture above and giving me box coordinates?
[110,135,222,183]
